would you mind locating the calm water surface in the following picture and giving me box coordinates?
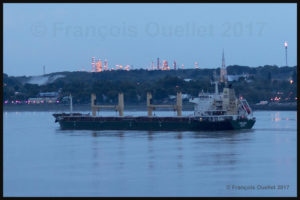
[3,111,297,197]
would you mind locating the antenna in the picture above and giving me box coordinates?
[43,65,45,75]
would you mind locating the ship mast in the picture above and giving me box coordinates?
[69,94,73,116]
[213,70,219,95]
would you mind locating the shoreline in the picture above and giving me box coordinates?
[3,104,297,112]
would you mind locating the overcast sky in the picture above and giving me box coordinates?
[4,3,297,76]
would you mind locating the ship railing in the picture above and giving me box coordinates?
[240,99,253,116]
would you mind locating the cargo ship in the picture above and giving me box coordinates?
[53,81,256,131]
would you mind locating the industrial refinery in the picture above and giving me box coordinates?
[87,56,205,72]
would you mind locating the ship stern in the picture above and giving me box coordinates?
[230,117,256,130]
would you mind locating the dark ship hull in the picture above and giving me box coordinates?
[54,114,255,131]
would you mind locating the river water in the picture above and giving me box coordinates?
[3,110,297,197]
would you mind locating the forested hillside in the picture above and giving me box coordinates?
[3,65,297,104]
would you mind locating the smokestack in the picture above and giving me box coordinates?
[151,60,154,70]
[92,57,95,72]
[104,58,108,71]
[173,60,177,70]
[95,59,103,72]
[163,60,168,70]
[194,62,199,69]
[157,57,160,70]
[284,41,288,66]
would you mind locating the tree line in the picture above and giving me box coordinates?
[3,65,297,105]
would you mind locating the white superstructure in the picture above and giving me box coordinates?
[189,82,253,119]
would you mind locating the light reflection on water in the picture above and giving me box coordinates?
[270,111,295,122]
[3,111,297,197]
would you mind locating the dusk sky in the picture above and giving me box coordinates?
[4,3,297,76]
